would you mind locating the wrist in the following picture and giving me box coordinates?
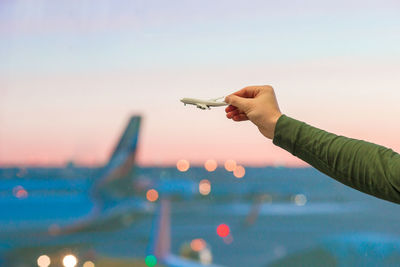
[270,113,283,139]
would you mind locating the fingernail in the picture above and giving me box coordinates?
[225,96,230,104]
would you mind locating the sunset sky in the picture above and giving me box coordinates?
[1,0,400,167]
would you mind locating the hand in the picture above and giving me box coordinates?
[225,85,282,139]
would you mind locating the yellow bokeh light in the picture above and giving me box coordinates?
[63,255,77,267]
[224,159,236,172]
[199,179,211,195]
[37,255,51,267]
[83,261,95,267]
[191,238,206,252]
[204,159,217,172]
[233,165,245,178]
[146,189,159,202]
[176,159,190,172]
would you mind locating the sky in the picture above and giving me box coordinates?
[1,0,400,167]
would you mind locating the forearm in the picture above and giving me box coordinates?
[272,114,400,204]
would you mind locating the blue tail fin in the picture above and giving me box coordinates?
[92,116,142,206]
[108,116,141,168]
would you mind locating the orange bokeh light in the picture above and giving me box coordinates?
[224,159,236,172]
[204,159,218,172]
[233,165,245,178]
[146,189,159,202]
[199,179,211,195]
[176,159,190,172]
[190,238,206,252]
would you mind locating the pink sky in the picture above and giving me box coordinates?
[1,59,400,167]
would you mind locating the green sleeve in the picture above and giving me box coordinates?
[272,114,400,204]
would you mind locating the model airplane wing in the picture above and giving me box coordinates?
[196,103,209,110]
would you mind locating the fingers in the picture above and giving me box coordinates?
[225,95,250,111]
[225,105,237,113]
[232,114,249,121]
[226,109,240,119]
[226,109,248,121]
[225,86,262,110]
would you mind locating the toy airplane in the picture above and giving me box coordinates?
[180,96,228,110]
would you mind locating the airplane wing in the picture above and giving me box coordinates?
[196,104,209,110]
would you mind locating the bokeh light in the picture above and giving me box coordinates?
[62,255,77,267]
[13,185,28,199]
[145,255,157,267]
[293,194,307,206]
[191,238,206,252]
[224,160,236,172]
[217,224,230,237]
[204,159,218,172]
[146,189,159,202]
[199,248,213,265]
[176,159,190,172]
[83,261,95,267]
[37,255,51,267]
[233,165,246,178]
[223,234,234,245]
[199,179,211,196]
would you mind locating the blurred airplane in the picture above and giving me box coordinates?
[180,97,227,110]
[0,115,227,266]
[0,116,155,265]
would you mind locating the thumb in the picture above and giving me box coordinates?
[225,95,249,110]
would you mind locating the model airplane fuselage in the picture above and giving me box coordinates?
[180,97,227,110]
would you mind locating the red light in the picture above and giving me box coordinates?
[217,224,230,237]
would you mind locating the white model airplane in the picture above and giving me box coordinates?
[180,97,228,110]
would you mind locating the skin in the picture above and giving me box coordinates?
[224,85,282,140]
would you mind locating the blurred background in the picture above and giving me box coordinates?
[1,0,400,266]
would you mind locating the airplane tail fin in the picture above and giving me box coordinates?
[108,116,141,166]
[148,198,171,261]
[92,116,142,204]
